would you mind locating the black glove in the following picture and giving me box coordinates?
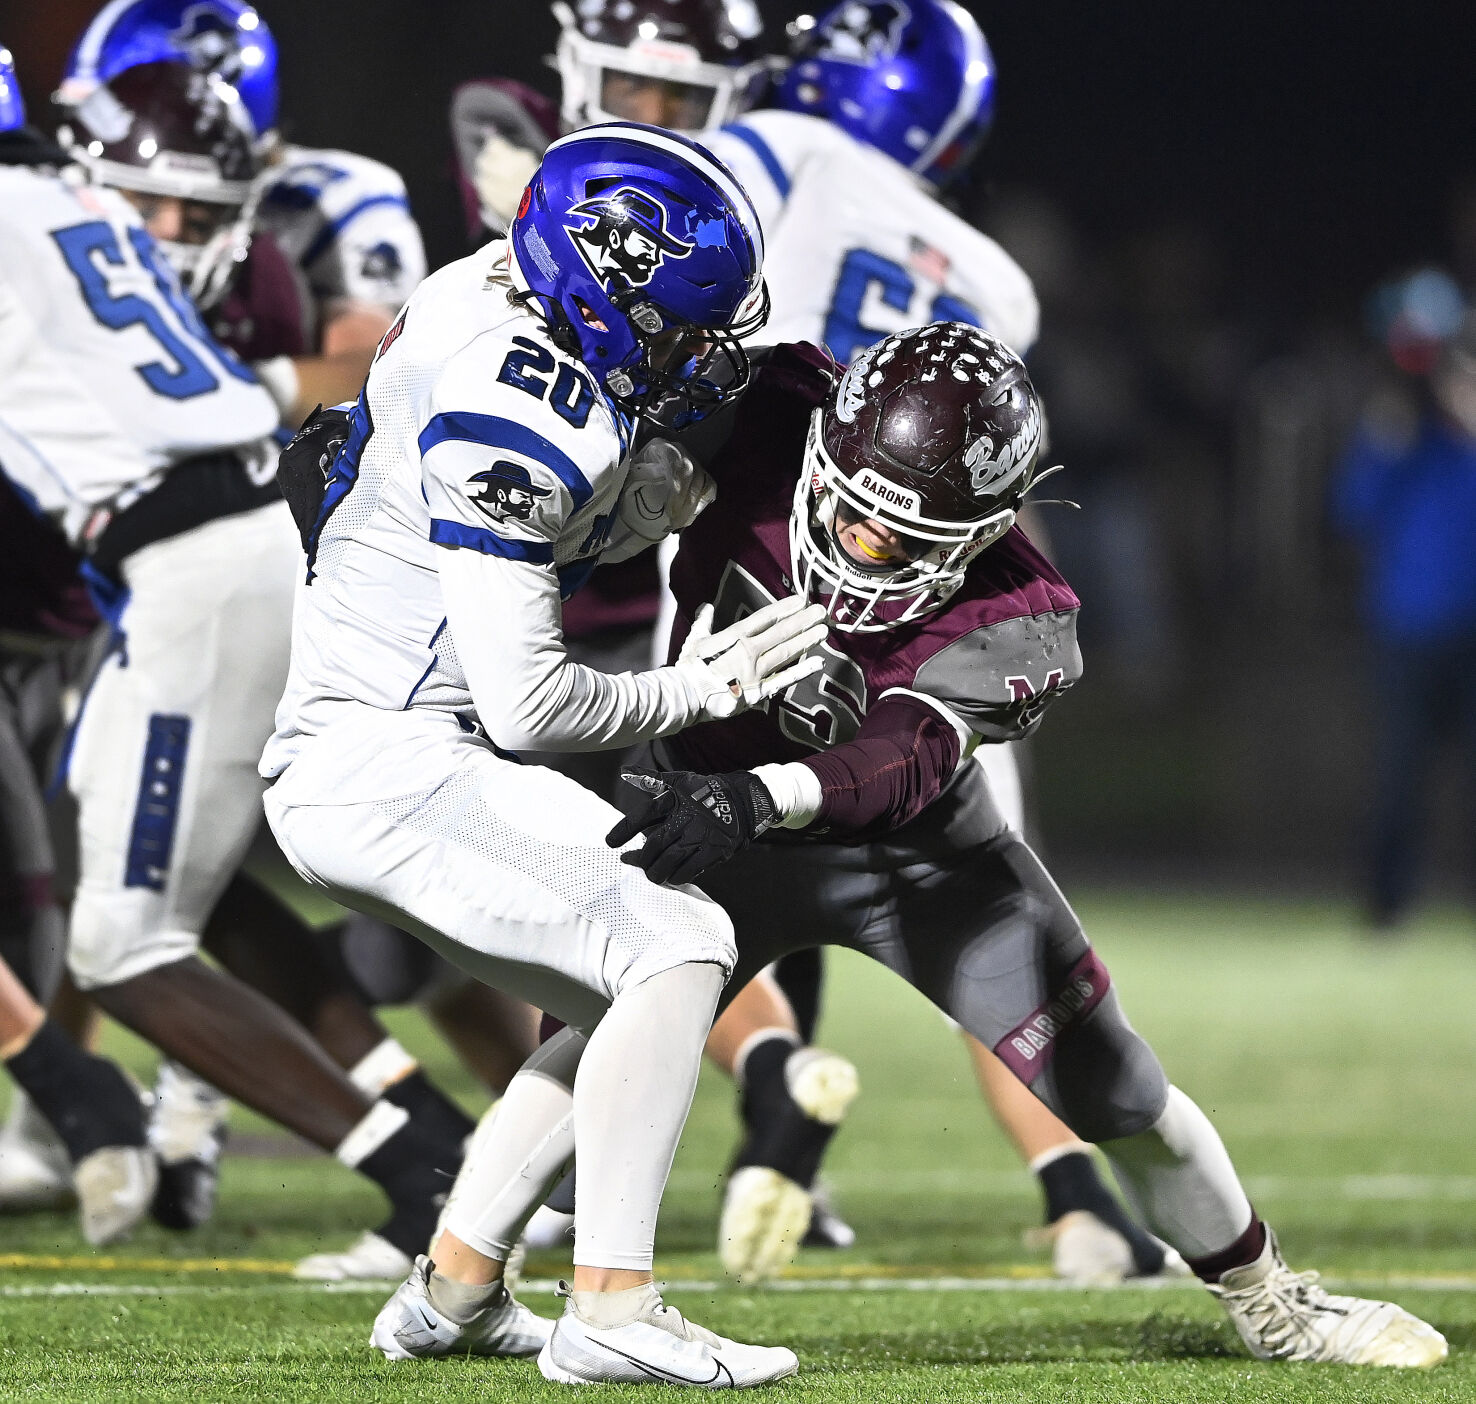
[276,403,352,548]
[606,768,778,886]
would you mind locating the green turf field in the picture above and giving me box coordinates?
[1,892,1472,1400]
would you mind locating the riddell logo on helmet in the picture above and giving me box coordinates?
[856,469,920,513]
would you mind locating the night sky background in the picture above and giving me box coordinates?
[5,0,1474,310]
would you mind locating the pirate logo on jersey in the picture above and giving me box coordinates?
[469,462,552,524]
[817,1,911,65]
[565,179,695,291]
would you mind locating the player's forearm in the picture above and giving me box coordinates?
[443,551,706,752]
[797,696,963,837]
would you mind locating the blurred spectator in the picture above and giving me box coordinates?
[1332,275,1476,928]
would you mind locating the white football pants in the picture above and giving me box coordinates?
[67,502,297,989]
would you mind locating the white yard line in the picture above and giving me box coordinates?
[5,1273,1475,1298]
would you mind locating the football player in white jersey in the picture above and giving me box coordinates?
[265,124,822,1385]
[0,69,467,1268]
[694,0,1175,1285]
[60,0,427,427]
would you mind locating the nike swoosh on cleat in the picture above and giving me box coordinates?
[586,1338,734,1387]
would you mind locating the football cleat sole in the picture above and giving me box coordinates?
[720,1165,813,1284]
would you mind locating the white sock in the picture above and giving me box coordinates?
[1100,1085,1254,1258]
[572,962,725,1271]
[441,1028,584,1260]
[347,1038,418,1097]
[572,1281,661,1329]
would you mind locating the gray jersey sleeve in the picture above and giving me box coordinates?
[910,610,1082,744]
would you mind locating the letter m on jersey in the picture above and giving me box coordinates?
[1005,668,1064,729]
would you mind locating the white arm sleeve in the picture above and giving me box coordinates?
[440,547,706,753]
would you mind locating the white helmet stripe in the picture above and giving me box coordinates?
[544,121,764,269]
[72,0,143,80]
[912,0,991,179]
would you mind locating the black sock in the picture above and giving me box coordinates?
[732,1035,835,1189]
[1187,1216,1267,1283]
[1036,1149,1166,1276]
[770,950,824,1044]
[4,1019,146,1164]
[381,1069,475,1148]
[354,1115,463,1257]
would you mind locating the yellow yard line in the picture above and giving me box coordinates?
[0,1252,296,1275]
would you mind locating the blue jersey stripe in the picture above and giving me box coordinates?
[428,517,555,561]
[402,618,448,709]
[124,714,191,892]
[419,412,594,511]
[300,193,411,269]
[719,123,791,201]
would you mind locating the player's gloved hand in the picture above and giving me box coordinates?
[276,403,353,548]
[675,597,829,720]
[475,133,541,231]
[607,768,777,885]
[617,439,717,545]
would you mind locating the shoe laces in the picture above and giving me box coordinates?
[1219,1263,1344,1353]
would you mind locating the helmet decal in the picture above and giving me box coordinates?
[965,392,1040,494]
[169,3,244,78]
[816,1,911,65]
[565,181,695,291]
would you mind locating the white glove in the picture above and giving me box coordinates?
[675,597,829,720]
[475,133,541,232]
[617,439,716,548]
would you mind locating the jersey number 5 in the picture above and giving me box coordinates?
[52,221,255,400]
[823,248,980,367]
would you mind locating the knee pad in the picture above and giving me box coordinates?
[1039,989,1171,1143]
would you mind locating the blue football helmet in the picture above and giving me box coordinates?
[509,121,768,422]
[60,0,277,140]
[774,0,995,189]
[0,46,23,132]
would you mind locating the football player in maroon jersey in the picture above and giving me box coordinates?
[403,325,1445,1370]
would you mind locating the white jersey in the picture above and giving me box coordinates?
[0,162,279,545]
[703,110,1038,364]
[265,241,710,777]
[256,145,428,323]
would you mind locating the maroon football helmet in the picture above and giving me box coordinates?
[58,59,260,307]
[554,0,768,132]
[792,322,1045,632]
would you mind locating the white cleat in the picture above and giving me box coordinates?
[294,1229,414,1282]
[1208,1230,1448,1368]
[720,1166,812,1284]
[523,1204,576,1251]
[1026,1211,1192,1286]
[539,1286,798,1388]
[370,1254,552,1361]
[784,1048,858,1127]
[0,1093,75,1211]
[73,1145,159,1246]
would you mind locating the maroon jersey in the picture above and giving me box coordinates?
[664,344,1081,837]
[210,230,310,363]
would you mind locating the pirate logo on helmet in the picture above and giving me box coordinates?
[565,178,695,290]
[170,4,247,84]
[468,462,553,524]
[818,1,911,65]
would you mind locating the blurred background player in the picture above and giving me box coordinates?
[691,0,1169,1281]
[57,0,426,427]
[1332,270,1476,932]
[0,45,157,1248]
[0,48,462,1273]
[8,4,480,1274]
